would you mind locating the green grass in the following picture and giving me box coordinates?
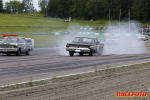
[18,34,66,47]
[0,13,149,47]
[0,13,149,33]
[0,13,108,32]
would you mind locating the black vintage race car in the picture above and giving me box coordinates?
[66,37,104,56]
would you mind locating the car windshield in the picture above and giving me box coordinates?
[73,37,93,43]
[1,37,19,43]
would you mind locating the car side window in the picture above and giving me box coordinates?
[16,38,22,43]
[20,38,26,43]
[94,38,99,43]
[26,39,32,43]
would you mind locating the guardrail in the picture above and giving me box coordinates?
[77,32,141,36]
[0,32,63,35]
[0,32,141,36]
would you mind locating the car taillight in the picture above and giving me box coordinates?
[66,44,69,47]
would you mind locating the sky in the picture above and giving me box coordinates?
[3,0,40,11]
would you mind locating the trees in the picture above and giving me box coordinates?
[2,0,150,21]
[0,0,3,13]
[22,0,36,13]
[5,0,21,13]
[56,0,72,18]
[38,0,49,16]
[47,0,58,17]
[5,0,36,14]
[68,0,87,19]
[40,0,150,21]
[86,0,100,20]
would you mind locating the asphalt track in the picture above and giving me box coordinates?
[0,45,150,85]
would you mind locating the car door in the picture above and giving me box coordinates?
[20,38,27,52]
[94,38,99,52]
[16,38,24,52]
[26,39,32,50]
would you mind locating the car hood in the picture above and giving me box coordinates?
[68,43,92,46]
[0,42,17,45]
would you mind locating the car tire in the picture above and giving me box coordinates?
[89,51,94,56]
[79,52,83,56]
[69,51,74,56]
[25,50,30,55]
[16,49,21,56]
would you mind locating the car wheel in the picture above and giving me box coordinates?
[25,50,30,55]
[79,52,83,56]
[16,49,21,56]
[69,51,74,56]
[89,51,94,56]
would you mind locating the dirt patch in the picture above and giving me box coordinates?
[0,63,150,100]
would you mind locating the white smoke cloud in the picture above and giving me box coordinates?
[57,21,146,56]
[103,21,146,55]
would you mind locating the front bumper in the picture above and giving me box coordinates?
[66,47,91,53]
[0,48,18,53]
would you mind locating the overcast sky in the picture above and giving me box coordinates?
[3,0,40,11]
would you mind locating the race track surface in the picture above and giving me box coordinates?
[0,46,150,85]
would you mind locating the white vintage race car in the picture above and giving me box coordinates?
[0,36,34,56]
[138,35,148,41]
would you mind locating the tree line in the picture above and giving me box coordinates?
[46,0,150,21]
[0,0,36,13]
[0,0,150,21]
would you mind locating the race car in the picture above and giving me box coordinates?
[62,31,70,34]
[105,36,119,45]
[66,37,104,56]
[138,34,148,41]
[0,35,33,56]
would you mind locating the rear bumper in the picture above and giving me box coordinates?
[0,48,18,53]
[66,47,91,53]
